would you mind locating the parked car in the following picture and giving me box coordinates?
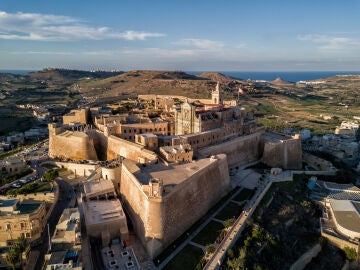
[11,183,22,189]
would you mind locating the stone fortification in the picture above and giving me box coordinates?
[107,135,158,163]
[48,123,98,161]
[120,154,230,258]
[49,125,157,164]
[62,108,90,125]
[197,130,264,167]
[261,133,302,169]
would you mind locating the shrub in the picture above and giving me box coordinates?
[343,246,357,261]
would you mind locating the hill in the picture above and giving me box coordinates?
[27,68,123,83]
[198,72,240,82]
[78,70,246,99]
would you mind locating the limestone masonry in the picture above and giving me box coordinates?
[48,83,302,257]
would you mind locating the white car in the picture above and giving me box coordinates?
[11,183,21,189]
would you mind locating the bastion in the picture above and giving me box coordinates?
[120,154,230,258]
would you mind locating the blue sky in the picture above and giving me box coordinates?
[0,0,359,71]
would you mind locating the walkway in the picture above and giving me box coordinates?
[203,176,272,269]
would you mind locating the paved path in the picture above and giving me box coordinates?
[189,241,205,251]
[33,179,74,270]
[203,176,272,269]
[157,187,244,269]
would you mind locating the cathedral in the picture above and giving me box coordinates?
[175,82,246,135]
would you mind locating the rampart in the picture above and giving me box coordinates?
[49,126,158,164]
[62,108,90,125]
[261,133,302,169]
[107,135,158,163]
[48,124,98,161]
[197,131,264,167]
[53,162,98,177]
[120,154,230,258]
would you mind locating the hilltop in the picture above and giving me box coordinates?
[78,70,246,99]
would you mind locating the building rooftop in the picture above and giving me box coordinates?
[133,154,226,187]
[330,199,360,233]
[0,198,18,208]
[48,250,67,265]
[17,202,42,214]
[102,245,140,270]
[83,178,115,198]
[83,200,126,226]
[139,133,157,138]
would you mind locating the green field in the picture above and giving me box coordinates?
[163,245,204,270]
[192,221,225,246]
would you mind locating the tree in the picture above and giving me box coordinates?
[225,218,235,228]
[42,169,59,182]
[227,247,246,270]
[343,246,358,261]
[5,245,20,270]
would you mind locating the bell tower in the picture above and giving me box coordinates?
[212,82,223,105]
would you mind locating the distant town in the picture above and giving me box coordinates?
[0,70,360,270]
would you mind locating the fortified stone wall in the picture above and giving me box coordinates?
[53,162,97,177]
[48,127,98,161]
[262,136,302,169]
[62,108,90,125]
[106,135,158,163]
[120,155,230,258]
[159,155,230,255]
[197,131,264,167]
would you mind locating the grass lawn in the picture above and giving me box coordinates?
[215,202,244,221]
[33,183,52,193]
[41,163,58,169]
[154,186,240,265]
[233,188,254,202]
[192,221,225,246]
[163,244,204,270]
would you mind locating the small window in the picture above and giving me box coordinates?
[25,233,31,238]
[6,224,10,230]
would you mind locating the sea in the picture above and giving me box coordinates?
[188,71,360,82]
[1,69,360,82]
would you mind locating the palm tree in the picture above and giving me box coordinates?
[5,246,19,270]
[16,235,28,267]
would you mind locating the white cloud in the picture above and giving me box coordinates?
[297,34,360,50]
[173,38,224,50]
[10,51,75,55]
[0,10,164,41]
[83,48,197,58]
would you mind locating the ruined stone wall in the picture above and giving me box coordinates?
[48,130,98,161]
[120,155,230,258]
[262,137,302,169]
[197,131,264,167]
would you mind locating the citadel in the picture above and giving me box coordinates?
[48,83,302,258]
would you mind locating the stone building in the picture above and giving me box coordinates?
[159,144,193,163]
[50,208,81,251]
[83,178,117,201]
[135,133,158,151]
[83,200,129,247]
[1,158,26,173]
[0,198,46,247]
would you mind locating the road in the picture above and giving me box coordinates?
[32,179,74,270]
